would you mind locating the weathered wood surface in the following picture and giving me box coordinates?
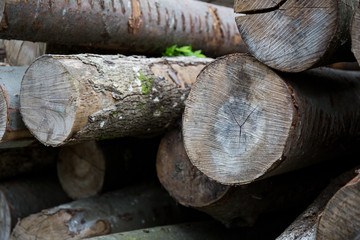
[85,221,243,240]
[156,129,346,227]
[57,137,160,200]
[20,54,211,147]
[0,175,70,240]
[0,0,245,57]
[11,183,195,240]
[0,66,38,148]
[316,172,360,240]
[235,0,358,72]
[276,168,359,240]
[351,4,360,65]
[3,40,46,66]
[183,54,360,185]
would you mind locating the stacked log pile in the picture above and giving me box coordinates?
[0,0,359,239]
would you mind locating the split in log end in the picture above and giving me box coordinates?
[183,54,294,185]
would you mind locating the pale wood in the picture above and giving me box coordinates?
[235,0,358,72]
[316,172,360,240]
[85,221,243,240]
[0,175,70,240]
[183,54,360,185]
[0,0,245,57]
[11,183,194,240]
[276,168,359,240]
[157,129,350,227]
[351,4,360,65]
[4,40,46,66]
[0,66,37,148]
[20,54,212,147]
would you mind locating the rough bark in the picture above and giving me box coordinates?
[276,168,359,240]
[351,4,360,65]
[11,183,197,240]
[20,54,212,147]
[3,40,46,66]
[234,0,358,72]
[183,54,360,185]
[0,0,245,57]
[85,221,243,240]
[0,66,38,148]
[316,172,360,240]
[57,137,160,200]
[156,129,349,227]
[0,175,70,240]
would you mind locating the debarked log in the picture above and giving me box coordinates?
[0,0,245,57]
[156,129,340,227]
[0,175,70,240]
[234,0,358,72]
[11,183,197,240]
[183,54,360,185]
[0,66,37,148]
[20,54,212,147]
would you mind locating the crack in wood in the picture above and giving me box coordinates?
[229,105,258,145]
[236,0,288,14]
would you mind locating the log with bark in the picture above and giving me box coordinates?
[20,54,212,147]
[276,168,359,240]
[0,66,38,148]
[0,175,70,240]
[11,183,200,240]
[57,137,160,200]
[351,4,360,65]
[156,129,350,228]
[85,221,244,240]
[183,54,360,185]
[0,0,245,57]
[3,40,46,66]
[234,0,358,72]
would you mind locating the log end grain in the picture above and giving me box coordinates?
[0,84,7,140]
[351,5,360,65]
[57,141,106,200]
[0,191,11,240]
[156,129,230,208]
[183,54,294,185]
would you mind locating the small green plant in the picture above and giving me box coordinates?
[162,45,206,58]
[138,72,153,95]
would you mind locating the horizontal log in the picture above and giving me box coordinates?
[85,221,243,240]
[20,54,212,146]
[11,183,199,240]
[157,129,348,227]
[234,0,358,72]
[276,167,359,240]
[0,0,245,57]
[0,175,70,240]
[183,54,360,185]
[57,137,160,200]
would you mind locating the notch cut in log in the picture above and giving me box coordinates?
[0,175,70,240]
[234,0,357,72]
[0,0,245,57]
[157,129,349,228]
[183,54,360,185]
[12,183,200,240]
[20,54,212,147]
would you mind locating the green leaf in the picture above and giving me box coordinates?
[162,45,207,58]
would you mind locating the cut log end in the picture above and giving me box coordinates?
[0,85,6,140]
[156,129,229,207]
[0,191,11,240]
[235,0,343,72]
[20,55,78,146]
[351,5,360,65]
[183,54,294,185]
[57,141,106,200]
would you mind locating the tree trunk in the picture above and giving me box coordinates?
[85,221,244,240]
[11,183,199,240]
[0,175,70,240]
[276,168,359,240]
[183,54,360,185]
[234,0,357,72]
[351,4,360,65]
[316,172,360,240]
[0,66,38,148]
[20,54,211,147]
[156,128,352,227]
[3,40,46,66]
[0,0,245,57]
[57,137,160,200]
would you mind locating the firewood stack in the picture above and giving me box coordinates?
[0,0,358,239]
